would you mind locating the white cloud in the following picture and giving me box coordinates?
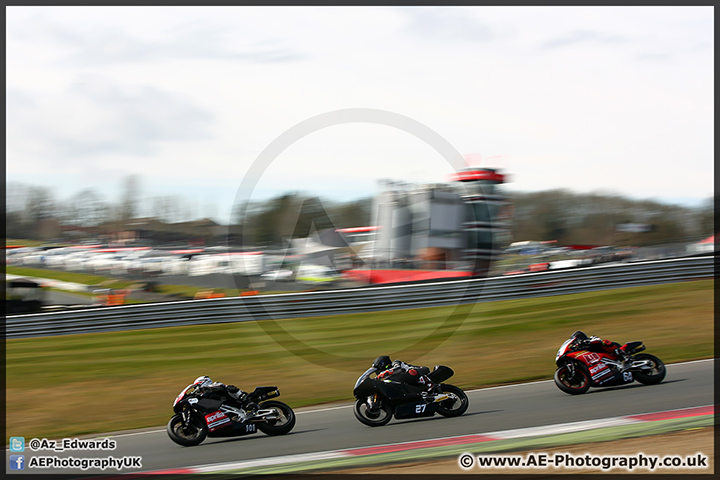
[5,6,713,223]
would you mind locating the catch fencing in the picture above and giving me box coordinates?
[6,256,713,338]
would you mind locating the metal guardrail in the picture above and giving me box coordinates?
[6,256,714,338]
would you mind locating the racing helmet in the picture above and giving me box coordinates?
[572,331,588,341]
[193,375,212,388]
[373,355,392,371]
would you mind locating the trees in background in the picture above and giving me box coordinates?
[232,193,373,248]
[5,179,713,247]
[510,189,714,246]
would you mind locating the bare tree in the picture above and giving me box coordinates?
[118,175,141,221]
[25,186,56,222]
[64,188,109,227]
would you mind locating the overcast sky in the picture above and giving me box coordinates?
[6,6,713,223]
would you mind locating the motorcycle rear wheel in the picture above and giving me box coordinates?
[354,397,393,427]
[436,384,469,417]
[256,400,296,436]
[554,364,590,395]
[632,354,666,385]
[167,413,207,447]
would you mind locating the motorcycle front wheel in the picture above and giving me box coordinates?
[632,354,666,385]
[354,396,393,427]
[256,400,296,436]
[554,364,590,395]
[436,384,469,417]
[167,413,208,447]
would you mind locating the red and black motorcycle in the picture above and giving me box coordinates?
[554,331,666,395]
[167,383,295,446]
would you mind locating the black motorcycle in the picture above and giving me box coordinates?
[167,383,296,446]
[352,356,469,427]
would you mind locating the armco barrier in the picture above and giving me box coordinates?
[5,256,713,338]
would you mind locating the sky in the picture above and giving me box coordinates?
[6,6,714,224]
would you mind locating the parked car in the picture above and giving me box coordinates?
[260,269,294,282]
[296,264,340,285]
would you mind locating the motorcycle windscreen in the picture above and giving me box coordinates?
[427,365,454,384]
[354,367,378,391]
[173,384,195,406]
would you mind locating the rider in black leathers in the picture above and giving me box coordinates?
[376,358,448,401]
[573,331,629,362]
[377,359,433,388]
[193,375,247,402]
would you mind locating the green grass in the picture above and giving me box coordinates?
[154,284,239,298]
[6,239,47,247]
[6,266,245,300]
[5,279,713,439]
[6,266,134,287]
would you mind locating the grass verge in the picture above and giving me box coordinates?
[6,266,242,300]
[5,279,713,439]
[6,266,136,288]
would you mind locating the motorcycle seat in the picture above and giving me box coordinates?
[622,341,643,353]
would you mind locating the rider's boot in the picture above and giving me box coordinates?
[421,379,449,403]
[615,348,631,366]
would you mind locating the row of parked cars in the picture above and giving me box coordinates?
[498,244,639,275]
[6,246,266,277]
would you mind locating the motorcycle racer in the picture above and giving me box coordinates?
[572,331,630,363]
[169,378,296,446]
[554,332,665,395]
[193,375,247,402]
[376,359,448,402]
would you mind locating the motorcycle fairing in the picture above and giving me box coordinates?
[566,350,592,362]
[597,370,634,387]
[354,367,377,390]
[174,384,195,407]
[355,378,441,420]
[567,350,633,387]
[205,410,232,432]
[394,401,439,419]
[355,377,429,406]
[206,418,258,437]
[195,397,223,413]
[588,361,614,384]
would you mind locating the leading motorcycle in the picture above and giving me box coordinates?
[554,332,666,395]
[353,356,469,427]
[167,383,296,446]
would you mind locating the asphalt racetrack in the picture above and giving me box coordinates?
[11,360,712,475]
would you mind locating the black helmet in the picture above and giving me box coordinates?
[373,355,392,370]
[572,331,588,341]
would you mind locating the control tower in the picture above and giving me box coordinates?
[448,167,512,276]
[366,167,511,280]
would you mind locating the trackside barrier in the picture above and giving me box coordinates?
[5,256,714,338]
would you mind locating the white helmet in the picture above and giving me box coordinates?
[193,376,212,388]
